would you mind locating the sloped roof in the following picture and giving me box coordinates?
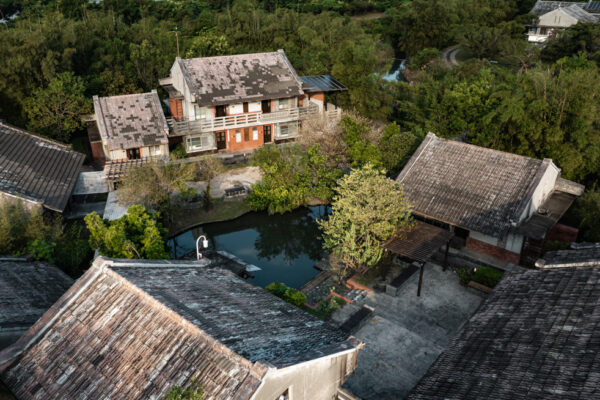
[536,245,600,268]
[561,4,599,22]
[0,122,85,212]
[300,75,347,93]
[93,91,169,151]
[530,1,587,16]
[396,133,550,238]
[0,257,357,399]
[178,50,304,106]
[0,259,72,338]
[588,1,600,12]
[408,266,600,399]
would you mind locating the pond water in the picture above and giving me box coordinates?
[381,58,407,82]
[168,205,329,289]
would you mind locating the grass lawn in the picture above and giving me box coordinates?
[168,198,251,237]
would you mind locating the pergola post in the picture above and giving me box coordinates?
[443,242,450,271]
[417,262,425,297]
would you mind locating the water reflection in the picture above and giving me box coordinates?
[169,206,329,289]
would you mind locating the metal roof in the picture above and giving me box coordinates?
[0,122,85,212]
[300,75,348,93]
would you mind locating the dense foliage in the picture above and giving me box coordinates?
[458,266,504,288]
[248,144,342,214]
[318,164,413,275]
[0,201,91,274]
[84,204,169,259]
[266,281,308,307]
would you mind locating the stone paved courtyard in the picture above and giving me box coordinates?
[331,262,485,399]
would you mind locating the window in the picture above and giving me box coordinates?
[194,105,210,120]
[278,97,294,109]
[279,124,289,136]
[244,128,250,141]
[187,135,211,150]
[252,127,258,140]
[148,145,162,157]
[276,389,289,400]
[235,130,242,143]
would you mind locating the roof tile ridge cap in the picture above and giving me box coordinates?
[0,257,108,372]
[93,95,111,141]
[103,264,262,372]
[99,91,153,100]
[0,121,73,150]
[177,57,198,98]
[150,89,170,134]
[396,132,437,182]
[437,135,543,162]
[277,49,304,90]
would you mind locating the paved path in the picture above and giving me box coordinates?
[442,45,460,68]
[332,263,484,399]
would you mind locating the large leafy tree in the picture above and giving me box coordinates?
[318,164,413,276]
[84,204,170,259]
[23,72,90,141]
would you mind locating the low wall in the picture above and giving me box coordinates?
[466,237,521,265]
[546,224,579,243]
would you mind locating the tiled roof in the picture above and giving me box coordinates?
[178,50,304,106]
[536,245,600,268]
[530,0,588,15]
[0,257,357,399]
[93,91,169,151]
[408,266,600,399]
[588,1,600,12]
[300,75,347,93]
[383,221,453,263]
[396,133,550,238]
[0,259,72,339]
[0,122,85,212]
[561,4,599,22]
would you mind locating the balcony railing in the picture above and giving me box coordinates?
[168,102,321,136]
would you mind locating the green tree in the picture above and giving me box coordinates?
[318,164,413,276]
[378,123,422,176]
[161,380,204,400]
[340,116,382,168]
[84,205,169,259]
[572,188,600,242]
[23,72,90,141]
[184,29,230,58]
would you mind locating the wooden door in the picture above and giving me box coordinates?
[216,105,227,117]
[216,132,227,150]
[263,125,272,142]
[261,100,271,113]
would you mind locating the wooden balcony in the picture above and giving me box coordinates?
[167,102,321,136]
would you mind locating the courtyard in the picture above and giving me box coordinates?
[332,262,485,400]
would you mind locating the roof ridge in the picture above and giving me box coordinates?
[0,121,74,150]
[181,50,280,62]
[97,91,153,100]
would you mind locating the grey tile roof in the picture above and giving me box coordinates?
[408,266,600,399]
[536,245,600,268]
[0,123,85,212]
[0,259,72,336]
[0,257,358,400]
[561,4,599,22]
[93,91,168,151]
[530,0,588,16]
[178,50,304,106]
[396,133,550,238]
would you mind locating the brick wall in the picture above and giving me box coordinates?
[90,141,105,164]
[546,224,579,243]
[466,237,521,265]
[227,126,265,152]
[169,98,183,121]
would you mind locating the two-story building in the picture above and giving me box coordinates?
[86,90,169,164]
[159,49,346,155]
[528,1,599,43]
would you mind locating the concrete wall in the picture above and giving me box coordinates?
[252,348,359,400]
[539,8,579,28]
[307,92,324,112]
[522,160,560,222]
[170,60,196,120]
[248,101,261,112]
[140,144,169,158]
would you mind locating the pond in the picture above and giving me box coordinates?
[168,205,330,289]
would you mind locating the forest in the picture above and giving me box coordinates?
[1,0,599,240]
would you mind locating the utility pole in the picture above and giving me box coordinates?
[175,26,180,58]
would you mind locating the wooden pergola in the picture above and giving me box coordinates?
[383,221,454,297]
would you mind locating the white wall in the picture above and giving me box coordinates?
[539,8,579,28]
[194,105,213,120]
[228,103,244,114]
[519,160,560,223]
[170,60,196,120]
[248,101,261,112]
[140,144,168,158]
[252,348,359,400]
[109,149,127,160]
[470,230,524,254]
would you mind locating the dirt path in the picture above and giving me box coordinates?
[442,45,460,67]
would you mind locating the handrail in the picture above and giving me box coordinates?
[167,103,321,136]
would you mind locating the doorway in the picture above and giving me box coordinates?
[126,148,141,160]
[215,131,227,150]
[261,100,271,113]
[216,105,227,117]
[263,125,272,142]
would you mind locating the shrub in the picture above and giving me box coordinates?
[471,266,504,288]
[170,144,188,160]
[265,282,288,297]
[266,282,307,307]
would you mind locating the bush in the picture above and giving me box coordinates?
[459,266,504,288]
[170,144,188,160]
[266,282,307,307]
